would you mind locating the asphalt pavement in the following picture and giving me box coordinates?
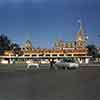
[0,64,100,100]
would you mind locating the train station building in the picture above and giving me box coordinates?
[3,21,100,64]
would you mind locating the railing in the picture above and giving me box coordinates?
[3,48,88,57]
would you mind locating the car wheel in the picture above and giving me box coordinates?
[54,66,58,71]
[65,67,68,71]
[73,67,77,69]
[67,67,71,70]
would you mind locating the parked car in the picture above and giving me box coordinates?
[54,58,79,70]
[0,59,8,64]
[26,60,40,70]
[40,59,50,64]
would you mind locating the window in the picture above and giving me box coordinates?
[67,54,71,56]
[25,55,30,56]
[46,54,50,56]
[32,55,36,56]
[52,54,57,56]
[59,54,64,56]
[63,58,75,63]
[39,54,43,56]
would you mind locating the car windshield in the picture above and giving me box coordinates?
[63,58,75,63]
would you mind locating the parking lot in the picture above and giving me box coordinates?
[0,63,100,71]
[0,64,100,100]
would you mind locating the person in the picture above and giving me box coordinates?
[50,59,55,69]
[13,59,15,64]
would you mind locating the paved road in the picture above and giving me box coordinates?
[0,65,100,100]
[0,63,100,70]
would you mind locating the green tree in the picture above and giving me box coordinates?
[86,44,98,62]
[0,34,11,50]
[0,34,21,55]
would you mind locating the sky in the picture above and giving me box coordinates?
[0,0,100,48]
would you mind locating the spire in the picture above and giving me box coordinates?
[76,19,87,48]
[78,19,84,33]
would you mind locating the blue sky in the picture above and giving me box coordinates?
[0,0,100,48]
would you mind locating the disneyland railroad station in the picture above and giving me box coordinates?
[1,22,100,64]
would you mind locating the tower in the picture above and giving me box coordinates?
[25,40,32,51]
[54,40,65,49]
[76,20,87,48]
[25,32,33,51]
[21,33,33,51]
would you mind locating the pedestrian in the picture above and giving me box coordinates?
[50,60,53,69]
[50,59,55,69]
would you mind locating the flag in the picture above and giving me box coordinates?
[85,36,88,40]
[77,19,81,24]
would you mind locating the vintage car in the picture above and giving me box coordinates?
[54,58,79,70]
[26,60,40,70]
